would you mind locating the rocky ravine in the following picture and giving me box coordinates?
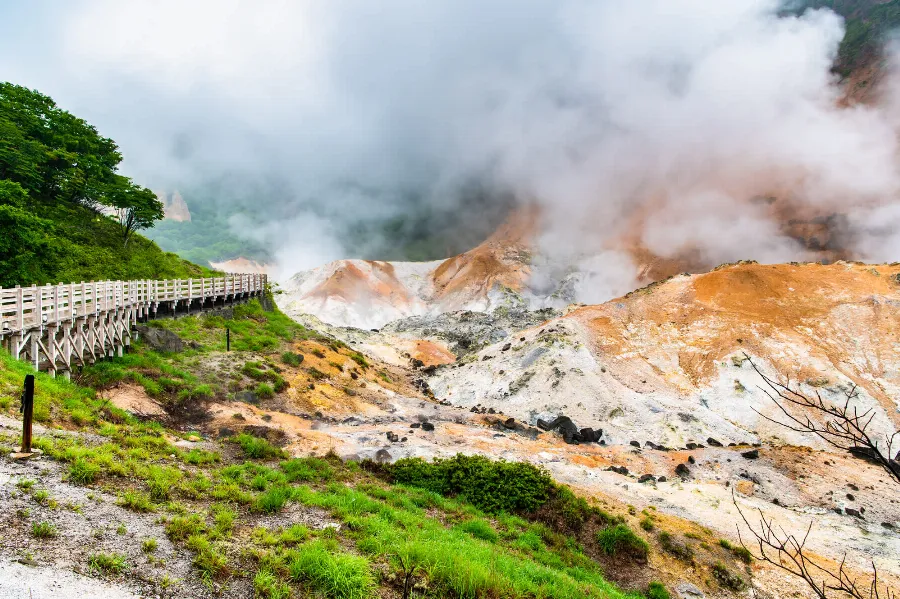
[274,259,900,593]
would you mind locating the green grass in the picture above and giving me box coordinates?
[280,352,304,367]
[254,568,292,599]
[254,485,292,513]
[31,521,58,539]
[456,518,499,543]
[658,531,694,562]
[88,552,127,575]
[255,382,275,399]
[119,490,154,512]
[234,433,285,459]
[712,561,747,591]
[142,538,158,553]
[596,524,649,559]
[647,581,670,599]
[288,540,374,599]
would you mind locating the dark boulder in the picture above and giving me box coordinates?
[741,449,760,459]
[375,448,392,464]
[421,422,435,432]
[386,432,399,442]
[638,474,656,483]
[706,437,723,447]
[234,390,259,405]
[688,455,696,464]
[846,508,863,518]
[630,440,641,448]
[503,418,517,429]
[411,423,421,429]
[675,463,691,477]
[686,442,698,450]
[501,343,512,351]
[136,325,184,353]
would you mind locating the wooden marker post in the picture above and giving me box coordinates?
[20,374,34,453]
[226,328,231,352]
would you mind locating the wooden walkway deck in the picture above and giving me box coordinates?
[0,274,267,376]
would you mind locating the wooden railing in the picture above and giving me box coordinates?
[0,274,267,375]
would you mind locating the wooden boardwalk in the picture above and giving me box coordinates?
[0,274,267,376]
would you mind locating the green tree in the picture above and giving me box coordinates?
[0,180,57,286]
[104,176,165,247]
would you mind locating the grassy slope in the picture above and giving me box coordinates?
[0,302,752,598]
[9,199,213,287]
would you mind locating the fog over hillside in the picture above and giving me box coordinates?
[3,1,900,297]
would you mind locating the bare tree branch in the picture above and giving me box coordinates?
[744,354,900,484]
[733,493,895,599]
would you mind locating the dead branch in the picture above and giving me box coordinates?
[733,493,895,599]
[744,354,900,484]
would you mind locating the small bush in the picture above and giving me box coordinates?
[390,454,553,514]
[234,433,284,459]
[731,545,753,564]
[658,530,694,562]
[281,352,304,367]
[31,521,58,539]
[254,486,292,513]
[457,518,499,542]
[647,581,670,599]
[596,524,649,559]
[307,367,327,380]
[349,352,369,369]
[311,349,325,359]
[713,561,747,591]
[119,490,154,512]
[69,458,100,485]
[16,478,35,491]
[256,382,275,399]
[142,538,158,553]
[288,540,374,599]
[88,552,127,575]
[640,516,655,531]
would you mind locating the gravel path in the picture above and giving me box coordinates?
[0,558,141,599]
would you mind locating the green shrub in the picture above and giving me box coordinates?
[349,352,369,369]
[457,518,499,543]
[69,458,100,485]
[640,516,655,531]
[731,545,753,564]
[234,433,284,459]
[647,581,670,599]
[31,521,58,539]
[142,538,158,553]
[390,454,553,514]
[256,383,275,399]
[712,561,747,591]
[307,367,327,380]
[596,524,649,559]
[288,540,374,599]
[254,486,292,513]
[88,552,127,575]
[658,531,694,562]
[281,352,304,367]
[16,479,35,491]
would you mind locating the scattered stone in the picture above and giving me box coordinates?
[375,448,392,463]
[503,418,517,429]
[848,483,859,491]
[401,437,408,442]
[658,476,667,482]
[487,407,496,414]
[217,427,235,439]
[706,437,723,447]
[421,422,435,432]
[630,440,641,448]
[846,508,863,518]
[537,415,600,444]
[411,423,421,429]
[386,432,399,442]
[742,449,760,459]
[687,455,696,464]
[675,463,691,477]
[676,582,706,599]
[501,343,512,351]
[882,522,895,529]
[686,442,698,450]
[846,493,855,501]
[607,465,629,475]
[638,474,656,484]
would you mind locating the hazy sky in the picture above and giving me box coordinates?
[3,1,900,291]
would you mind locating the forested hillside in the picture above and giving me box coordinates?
[0,82,212,287]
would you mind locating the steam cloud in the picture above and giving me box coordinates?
[2,0,900,301]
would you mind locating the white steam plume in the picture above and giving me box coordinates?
[2,1,900,302]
